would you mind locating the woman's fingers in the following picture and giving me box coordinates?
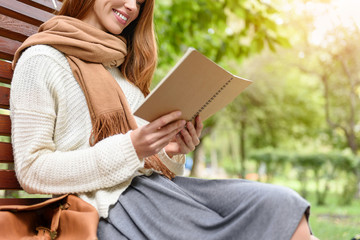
[150,111,182,131]
[131,112,185,159]
[186,122,200,146]
[152,126,184,151]
[180,128,196,151]
[145,111,186,140]
[157,119,186,136]
[132,112,204,159]
[175,134,189,153]
[195,115,203,137]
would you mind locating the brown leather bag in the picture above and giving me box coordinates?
[0,194,99,240]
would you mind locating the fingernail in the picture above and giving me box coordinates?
[176,111,182,117]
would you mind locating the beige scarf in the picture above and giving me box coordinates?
[13,16,175,179]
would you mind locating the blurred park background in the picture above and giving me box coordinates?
[0,0,359,239]
[152,0,360,239]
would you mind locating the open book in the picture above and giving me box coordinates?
[134,48,252,122]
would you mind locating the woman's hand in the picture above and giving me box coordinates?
[164,115,203,158]
[131,111,186,159]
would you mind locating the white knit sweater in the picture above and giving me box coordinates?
[10,45,185,218]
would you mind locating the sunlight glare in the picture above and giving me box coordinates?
[308,0,360,46]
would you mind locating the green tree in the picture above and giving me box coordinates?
[153,0,288,176]
[154,0,287,83]
[288,1,360,197]
[226,49,324,177]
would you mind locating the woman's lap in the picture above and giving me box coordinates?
[97,173,310,240]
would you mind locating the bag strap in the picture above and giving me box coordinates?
[35,197,71,239]
[36,226,57,240]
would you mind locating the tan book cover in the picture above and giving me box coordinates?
[134,48,253,122]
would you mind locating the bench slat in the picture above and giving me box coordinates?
[0,114,11,136]
[0,170,21,190]
[0,0,56,204]
[0,86,10,109]
[0,14,38,42]
[0,0,53,26]
[0,61,13,84]
[18,0,62,12]
[0,142,13,163]
[0,36,21,61]
[0,198,49,205]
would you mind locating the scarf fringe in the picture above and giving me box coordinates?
[90,112,130,146]
[90,112,175,180]
[144,156,176,180]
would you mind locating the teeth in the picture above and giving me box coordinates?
[114,10,128,21]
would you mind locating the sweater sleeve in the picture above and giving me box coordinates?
[158,149,185,176]
[10,47,144,195]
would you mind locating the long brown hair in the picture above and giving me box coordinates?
[58,0,157,96]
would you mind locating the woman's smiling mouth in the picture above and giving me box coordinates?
[113,9,129,24]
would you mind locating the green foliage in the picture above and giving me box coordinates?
[248,149,359,205]
[274,178,360,239]
[249,148,290,182]
[152,0,290,168]
[227,50,325,150]
[339,173,358,206]
[153,0,360,206]
[0,83,10,88]
[292,152,358,205]
[153,0,288,84]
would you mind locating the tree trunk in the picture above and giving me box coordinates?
[229,131,239,175]
[322,73,360,198]
[337,57,360,197]
[239,119,246,178]
[210,131,218,175]
[190,141,206,177]
[190,124,214,177]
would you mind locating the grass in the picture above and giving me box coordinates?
[272,177,360,240]
[307,194,360,240]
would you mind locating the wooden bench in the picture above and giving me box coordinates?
[0,0,62,205]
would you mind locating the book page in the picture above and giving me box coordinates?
[134,48,252,122]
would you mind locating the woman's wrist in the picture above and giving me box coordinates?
[164,146,175,159]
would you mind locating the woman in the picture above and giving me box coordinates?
[10,0,317,239]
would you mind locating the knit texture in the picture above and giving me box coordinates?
[12,16,175,179]
[10,45,185,218]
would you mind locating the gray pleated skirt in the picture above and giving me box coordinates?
[97,173,310,240]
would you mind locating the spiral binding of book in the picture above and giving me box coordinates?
[190,77,234,121]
